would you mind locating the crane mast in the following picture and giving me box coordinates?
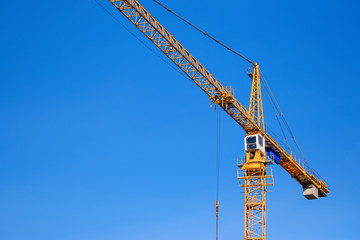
[108,0,329,239]
[238,63,272,240]
[248,63,265,131]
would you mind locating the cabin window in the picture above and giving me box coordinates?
[258,135,263,147]
[247,136,256,144]
[246,136,257,150]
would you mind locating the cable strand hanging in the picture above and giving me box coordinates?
[215,108,221,240]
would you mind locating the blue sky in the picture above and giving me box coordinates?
[1,0,359,239]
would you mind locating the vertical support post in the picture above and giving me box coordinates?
[249,63,265,131]
[238,150,273,240]
[243,166,267,240]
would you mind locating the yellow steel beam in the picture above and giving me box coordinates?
[239,149,273,240]
[249,63,265,131]
[108,0,329,197]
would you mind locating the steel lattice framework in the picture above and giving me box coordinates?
[249,64,265,131]
[238,162,274,240]
[107,0,330,239]
[240,64,269,240]
[108,0,328,196]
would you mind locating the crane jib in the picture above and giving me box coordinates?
[108,0,329,197]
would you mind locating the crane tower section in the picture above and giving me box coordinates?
[238,64,273,240]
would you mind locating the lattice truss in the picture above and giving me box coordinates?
[109,0,328,198]
[238,168,273,240]
[109,0,257,131]
[249,64,265,131]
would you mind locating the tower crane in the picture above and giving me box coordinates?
[106,0,330,239]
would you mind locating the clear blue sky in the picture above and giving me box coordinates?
[1,0,359,239]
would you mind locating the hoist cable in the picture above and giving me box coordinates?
[153,0,254,64]
[215,108,221,240]
[216,109,221,200]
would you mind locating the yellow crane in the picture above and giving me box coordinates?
[107,0,330,239]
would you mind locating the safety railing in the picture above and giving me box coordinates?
[265,127,329,189]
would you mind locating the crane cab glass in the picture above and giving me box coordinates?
[244,134,265,153]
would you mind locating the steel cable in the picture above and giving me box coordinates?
[153,0,254,64]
